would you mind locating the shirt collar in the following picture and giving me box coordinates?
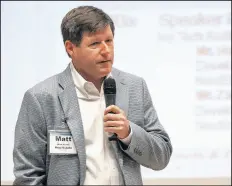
[70,62,112,97]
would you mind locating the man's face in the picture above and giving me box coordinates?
[66,25,114,81]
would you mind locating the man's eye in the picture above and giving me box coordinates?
[106,39,112,43]
[91,42,100,46]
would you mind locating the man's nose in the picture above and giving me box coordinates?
[100,41,110,54]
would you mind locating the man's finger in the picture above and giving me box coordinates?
[104,126,123,133]
[104,121,124,127]
[103,113,125,122]
[104,105,121,115]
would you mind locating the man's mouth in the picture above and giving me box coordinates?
[98,60,111,64]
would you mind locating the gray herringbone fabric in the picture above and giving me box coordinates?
[13,63,173,185]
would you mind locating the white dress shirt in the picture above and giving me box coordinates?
[70,62,132,185]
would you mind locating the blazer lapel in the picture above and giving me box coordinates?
[111,68,129,169]
[57,65,86,185]
[112,68,129,118]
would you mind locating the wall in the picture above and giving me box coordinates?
[1,1,231,184]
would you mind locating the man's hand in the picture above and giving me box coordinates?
[103,105,130,139]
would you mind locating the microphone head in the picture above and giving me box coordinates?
[103,77,116,95]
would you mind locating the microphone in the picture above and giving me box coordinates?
[103,77,118,141]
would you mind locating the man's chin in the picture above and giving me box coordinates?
[99,67,112,76]
[100,67,112,75]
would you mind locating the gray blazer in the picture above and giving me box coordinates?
[13,64,172,185]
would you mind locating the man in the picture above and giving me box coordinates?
[13,5,172,185]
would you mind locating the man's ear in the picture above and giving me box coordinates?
[65,40,75,57]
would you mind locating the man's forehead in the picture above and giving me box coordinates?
[83,25,113,39]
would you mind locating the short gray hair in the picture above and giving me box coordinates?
[61,5,115,46]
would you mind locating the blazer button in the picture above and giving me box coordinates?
[134,148,138,154]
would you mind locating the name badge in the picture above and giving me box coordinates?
[48,130,77,155]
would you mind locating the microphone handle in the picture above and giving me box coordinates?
[108,111,118,141]
[108,133,118,141]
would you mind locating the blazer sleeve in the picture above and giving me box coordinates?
[118,78,173,170]
[13,90,47,185]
